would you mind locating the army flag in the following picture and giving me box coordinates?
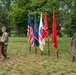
[42,12,48,39]
[52,10,58,51]
[34,14,39,47]
[27,15,34,47]
[39,13,45,51]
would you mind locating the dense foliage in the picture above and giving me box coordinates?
[0,0,76,36]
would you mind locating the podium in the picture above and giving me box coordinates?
[71,32,76,62]
[0,42,2,59]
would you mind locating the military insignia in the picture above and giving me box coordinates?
[71,32,76,57]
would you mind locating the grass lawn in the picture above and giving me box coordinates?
[0,37,76,75]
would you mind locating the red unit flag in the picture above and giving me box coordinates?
[42,12,48,39]
[52,10,58,51]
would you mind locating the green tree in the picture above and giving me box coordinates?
[0,0,16,36]
[7,0,76,36]
[8,0,61,36]
[60,0,76,36]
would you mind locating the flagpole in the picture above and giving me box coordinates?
[48,36,50,56]
[35,47,37,54]
[41,51,43,55]
[30,43,31,53]
[57,50,59,59]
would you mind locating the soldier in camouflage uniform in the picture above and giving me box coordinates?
[1,27,9,60]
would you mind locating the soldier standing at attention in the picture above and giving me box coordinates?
[1,27,9,60]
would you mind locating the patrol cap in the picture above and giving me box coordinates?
[1,27,6,30]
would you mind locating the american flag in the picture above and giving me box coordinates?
[27,15,34,47]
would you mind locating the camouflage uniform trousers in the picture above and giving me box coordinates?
[2,45,7,58]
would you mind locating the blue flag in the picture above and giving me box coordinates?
[34,14,39,47]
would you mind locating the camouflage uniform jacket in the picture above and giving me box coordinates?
[1,32,8,45]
